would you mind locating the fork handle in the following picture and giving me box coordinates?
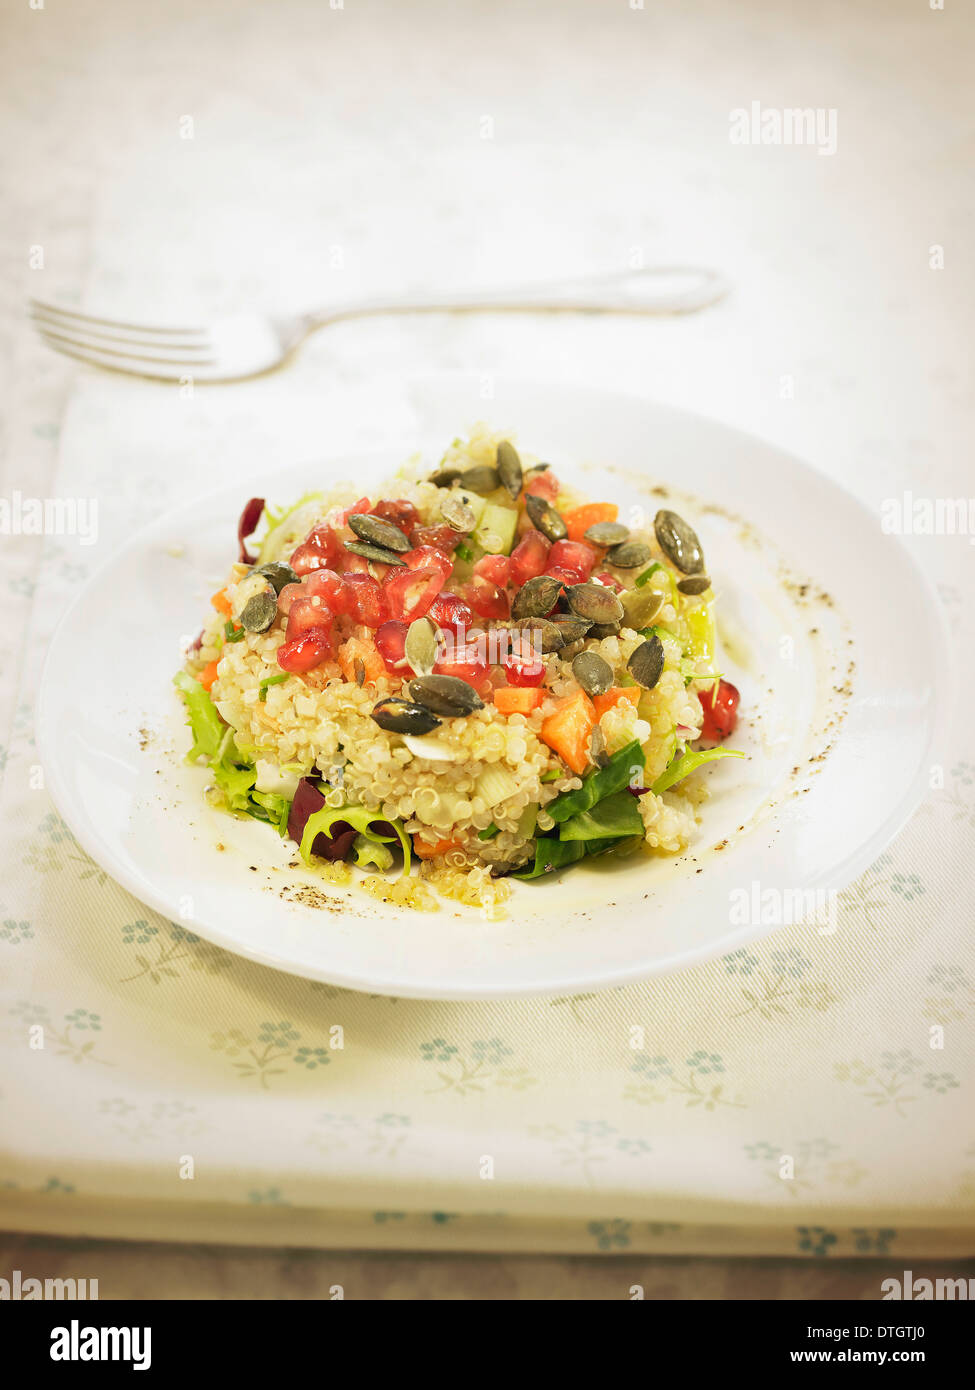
[307,265,729,328]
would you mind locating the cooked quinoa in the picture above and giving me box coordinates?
[177,428,743,914]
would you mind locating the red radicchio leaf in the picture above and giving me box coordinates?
[287,777,401,862]
[287,778,355,860]
[237,496,266,564]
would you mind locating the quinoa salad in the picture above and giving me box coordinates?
[175,428,743,916]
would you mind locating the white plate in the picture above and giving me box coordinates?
[37,376,950,999]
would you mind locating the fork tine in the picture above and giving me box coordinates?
[35,325,215,373]
[29,297,208,339]
[29,304,212,355]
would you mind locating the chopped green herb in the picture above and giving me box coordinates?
[634,562,663,587]
[224,620,246,643]
[478,823,500,840]
[259,673,289,702]
[454,542,474,563]
[540,769,560,783]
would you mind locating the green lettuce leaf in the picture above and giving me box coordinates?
[352,834,394,872]
[299,804,412,877]
[173,670,224,762]
[651,745,744,796]
[258,491,327,563]
[174,671,291,835]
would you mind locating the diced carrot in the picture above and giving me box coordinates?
[562,502,619,544]
[337,634,386,686]
[211,587,233,616]
[199,660,220,692]
[494,687,545,716]
[414,835,463,860]
[592,686,641,718]
[540,688,597,774]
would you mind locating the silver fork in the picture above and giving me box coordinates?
[29,265,729,383]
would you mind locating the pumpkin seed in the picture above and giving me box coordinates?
[621,586,665,630]
[240,588,277,633]
[407,673,484,717]
[489,860,524,879]
[505,617,565,653]
[572,650,614,697]
[496,440,524,500]
[459,464,501,495]
[584,521,629,547]
[525,493,568,542]
[348,512,412,553]
[371,697,442,734]
[344,540,407,566]
[587,620,622,639]
[440,492,477,532]
[511,573,564,620]
[232,571,277,626]
[547,614,592,643]
[677,574,712,596]
[404,617,439,677]
[429,466,463,488]
[589,723,610,767]
[566,582,624,625]
[253,560,299,594]
[606,540,652,569]
[654,509,705,574]
[628,635,665,690]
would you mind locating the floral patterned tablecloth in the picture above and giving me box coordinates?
[2,0,974,1260]
[0,363,972,1260]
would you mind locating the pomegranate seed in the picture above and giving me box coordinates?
[523,471,560,501]
[404,545,454,586]
[466,576,510,620]
[291,524,340,575]
[371,498,420,541]
[339,497,372,523]
[546,563,584,588]
[276,581,304,615]
[434,641,490,693]
[548,539,596,580]
[412,524,460,556]
[277,627,333,673]
[383,565,444,623]
[509,531,551,586]
[374,619,413,675]
[342,572,389,629]
[502,648,546,687]
[594,571,623,593]
[285,596,333,641]
[429,592,474,633]
[473,553,511,587]
[303,569,352,615]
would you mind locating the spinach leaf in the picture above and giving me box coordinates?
[546,740,645,824]
[558,790,644,842]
